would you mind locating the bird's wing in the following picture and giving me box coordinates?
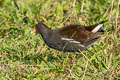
[57,25,97,43]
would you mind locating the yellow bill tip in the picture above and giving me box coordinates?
[31,27,36,34]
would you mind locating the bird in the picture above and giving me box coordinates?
[31,20,107,52]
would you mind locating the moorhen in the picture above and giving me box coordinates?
[31,21,107,52]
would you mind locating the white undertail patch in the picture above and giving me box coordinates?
[92,24,103,33]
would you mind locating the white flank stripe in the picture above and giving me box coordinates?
[87,43,94,48]
[61,38,73,41]
[79,44,85,47]
[61,37,85,47]
[92,24,103,33]
[61,38,80,43]
[70,41,80,43]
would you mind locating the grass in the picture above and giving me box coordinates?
[0,0,120,79]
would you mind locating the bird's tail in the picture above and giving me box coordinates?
[91,20,107,33]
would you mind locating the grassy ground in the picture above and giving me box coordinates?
[0,0,120,79]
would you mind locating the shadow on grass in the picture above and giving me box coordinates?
[21,51,62,65]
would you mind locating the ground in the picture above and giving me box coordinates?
[0,0,120,79]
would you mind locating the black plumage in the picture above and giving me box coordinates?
[31,21,107,52]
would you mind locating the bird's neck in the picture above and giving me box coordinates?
[39,27,52,40]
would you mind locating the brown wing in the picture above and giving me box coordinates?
[57,24,101,43]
